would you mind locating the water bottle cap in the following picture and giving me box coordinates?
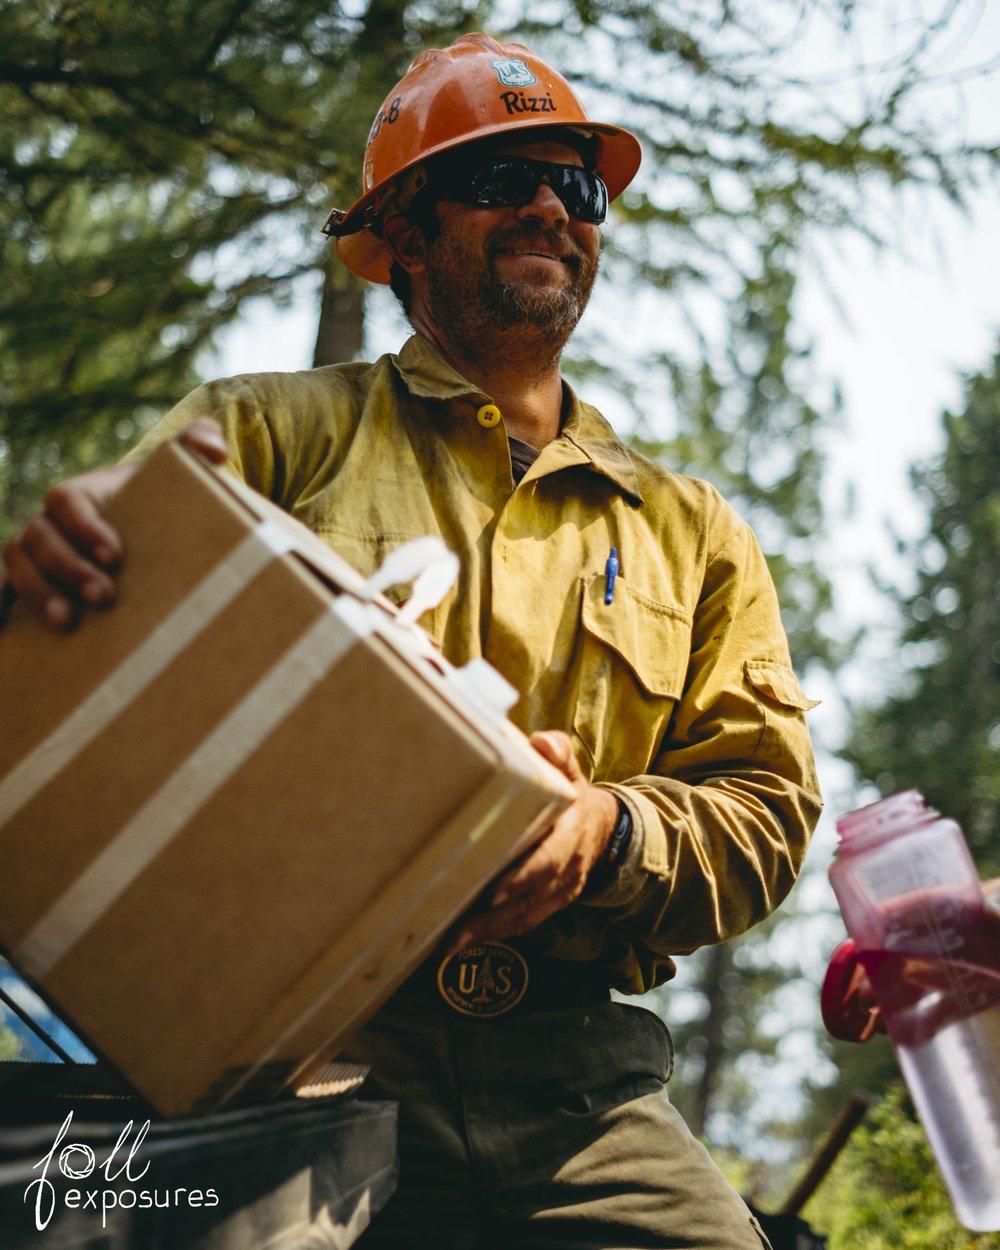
[835,789,938,845]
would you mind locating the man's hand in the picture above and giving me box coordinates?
[824,878,1000,1042]
[0,419,228,630]
[446,730,619,951]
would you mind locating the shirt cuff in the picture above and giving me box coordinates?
[579,786,648,909]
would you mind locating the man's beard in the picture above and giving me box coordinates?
[489,272,582,328]
[423,222,600,363]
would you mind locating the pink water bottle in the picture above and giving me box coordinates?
[829,790,1000,1231]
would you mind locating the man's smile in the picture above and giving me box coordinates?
[497,250,569,267]
[492,234,582,273]
[505,248,567,261]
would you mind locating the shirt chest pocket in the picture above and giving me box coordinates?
[572,574,692,779]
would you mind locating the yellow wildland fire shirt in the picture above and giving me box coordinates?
[131,333,822,994]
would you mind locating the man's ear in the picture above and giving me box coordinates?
[382,214,428,275]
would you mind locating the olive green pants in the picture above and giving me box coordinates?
[341,992,771,1249]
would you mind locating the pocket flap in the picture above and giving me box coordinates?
[744,660,820,710]
[581,575,690,699]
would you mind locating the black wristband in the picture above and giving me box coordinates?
[583,797,633,897]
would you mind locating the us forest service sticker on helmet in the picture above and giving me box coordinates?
[437,942,529,1017]
[490,58,537,88]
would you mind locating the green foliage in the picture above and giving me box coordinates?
[802,337,1000,1229]
[842,345,1000,876]
[0,0,488,538]
[0,1024,21,1062]
[795,1031,898,1153]
[628,241,838,671]
[659,913,787,1141]
[805,1085,1000,1249]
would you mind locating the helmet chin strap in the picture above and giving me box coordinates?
[385,165,431,219]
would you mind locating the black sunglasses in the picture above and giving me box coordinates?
[432,155,609,224]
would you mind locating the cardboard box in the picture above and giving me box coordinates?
[0,442,574,1117]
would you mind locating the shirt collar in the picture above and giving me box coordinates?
[391,333,643,505]
[558,385,643,505]
[391,333,487,403]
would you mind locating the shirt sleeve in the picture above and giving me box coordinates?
[581,519,822,988]
[122,376,281,498]
[123,368,375,523]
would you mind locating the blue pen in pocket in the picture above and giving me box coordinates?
[604,547,619,605]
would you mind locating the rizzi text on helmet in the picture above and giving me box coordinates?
[499,92,558,115]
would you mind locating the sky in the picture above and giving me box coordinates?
[792,5,1000,896]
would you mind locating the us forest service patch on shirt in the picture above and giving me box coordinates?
[436,942,529,1017]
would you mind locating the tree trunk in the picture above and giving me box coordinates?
[688,943,730,1139]
[312,262,366,367]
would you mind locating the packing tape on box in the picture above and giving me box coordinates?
[3,519,375,978]
[0,520,296,834]
[6,522,523,1006]
[15,597,367,979]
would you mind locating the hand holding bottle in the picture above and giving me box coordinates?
[823,878,1000,1043]
[825,791,1000,1232]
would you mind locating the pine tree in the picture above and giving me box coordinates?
[0,0,486,537]
[523,0,998,1157]
[843,345,1000,876]
[807,340,1000,1225]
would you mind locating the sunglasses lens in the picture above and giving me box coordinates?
[439,158,608,223]
[559,167,608,223]
[471,161,538,207]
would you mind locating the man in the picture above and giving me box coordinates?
[1,34,821,1249]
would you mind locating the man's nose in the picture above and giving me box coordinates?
[515,179,569,227]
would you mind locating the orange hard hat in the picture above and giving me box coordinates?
[323,32,642,284]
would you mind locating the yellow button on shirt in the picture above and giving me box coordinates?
[476,403,502,428]
[128,333,822,995]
